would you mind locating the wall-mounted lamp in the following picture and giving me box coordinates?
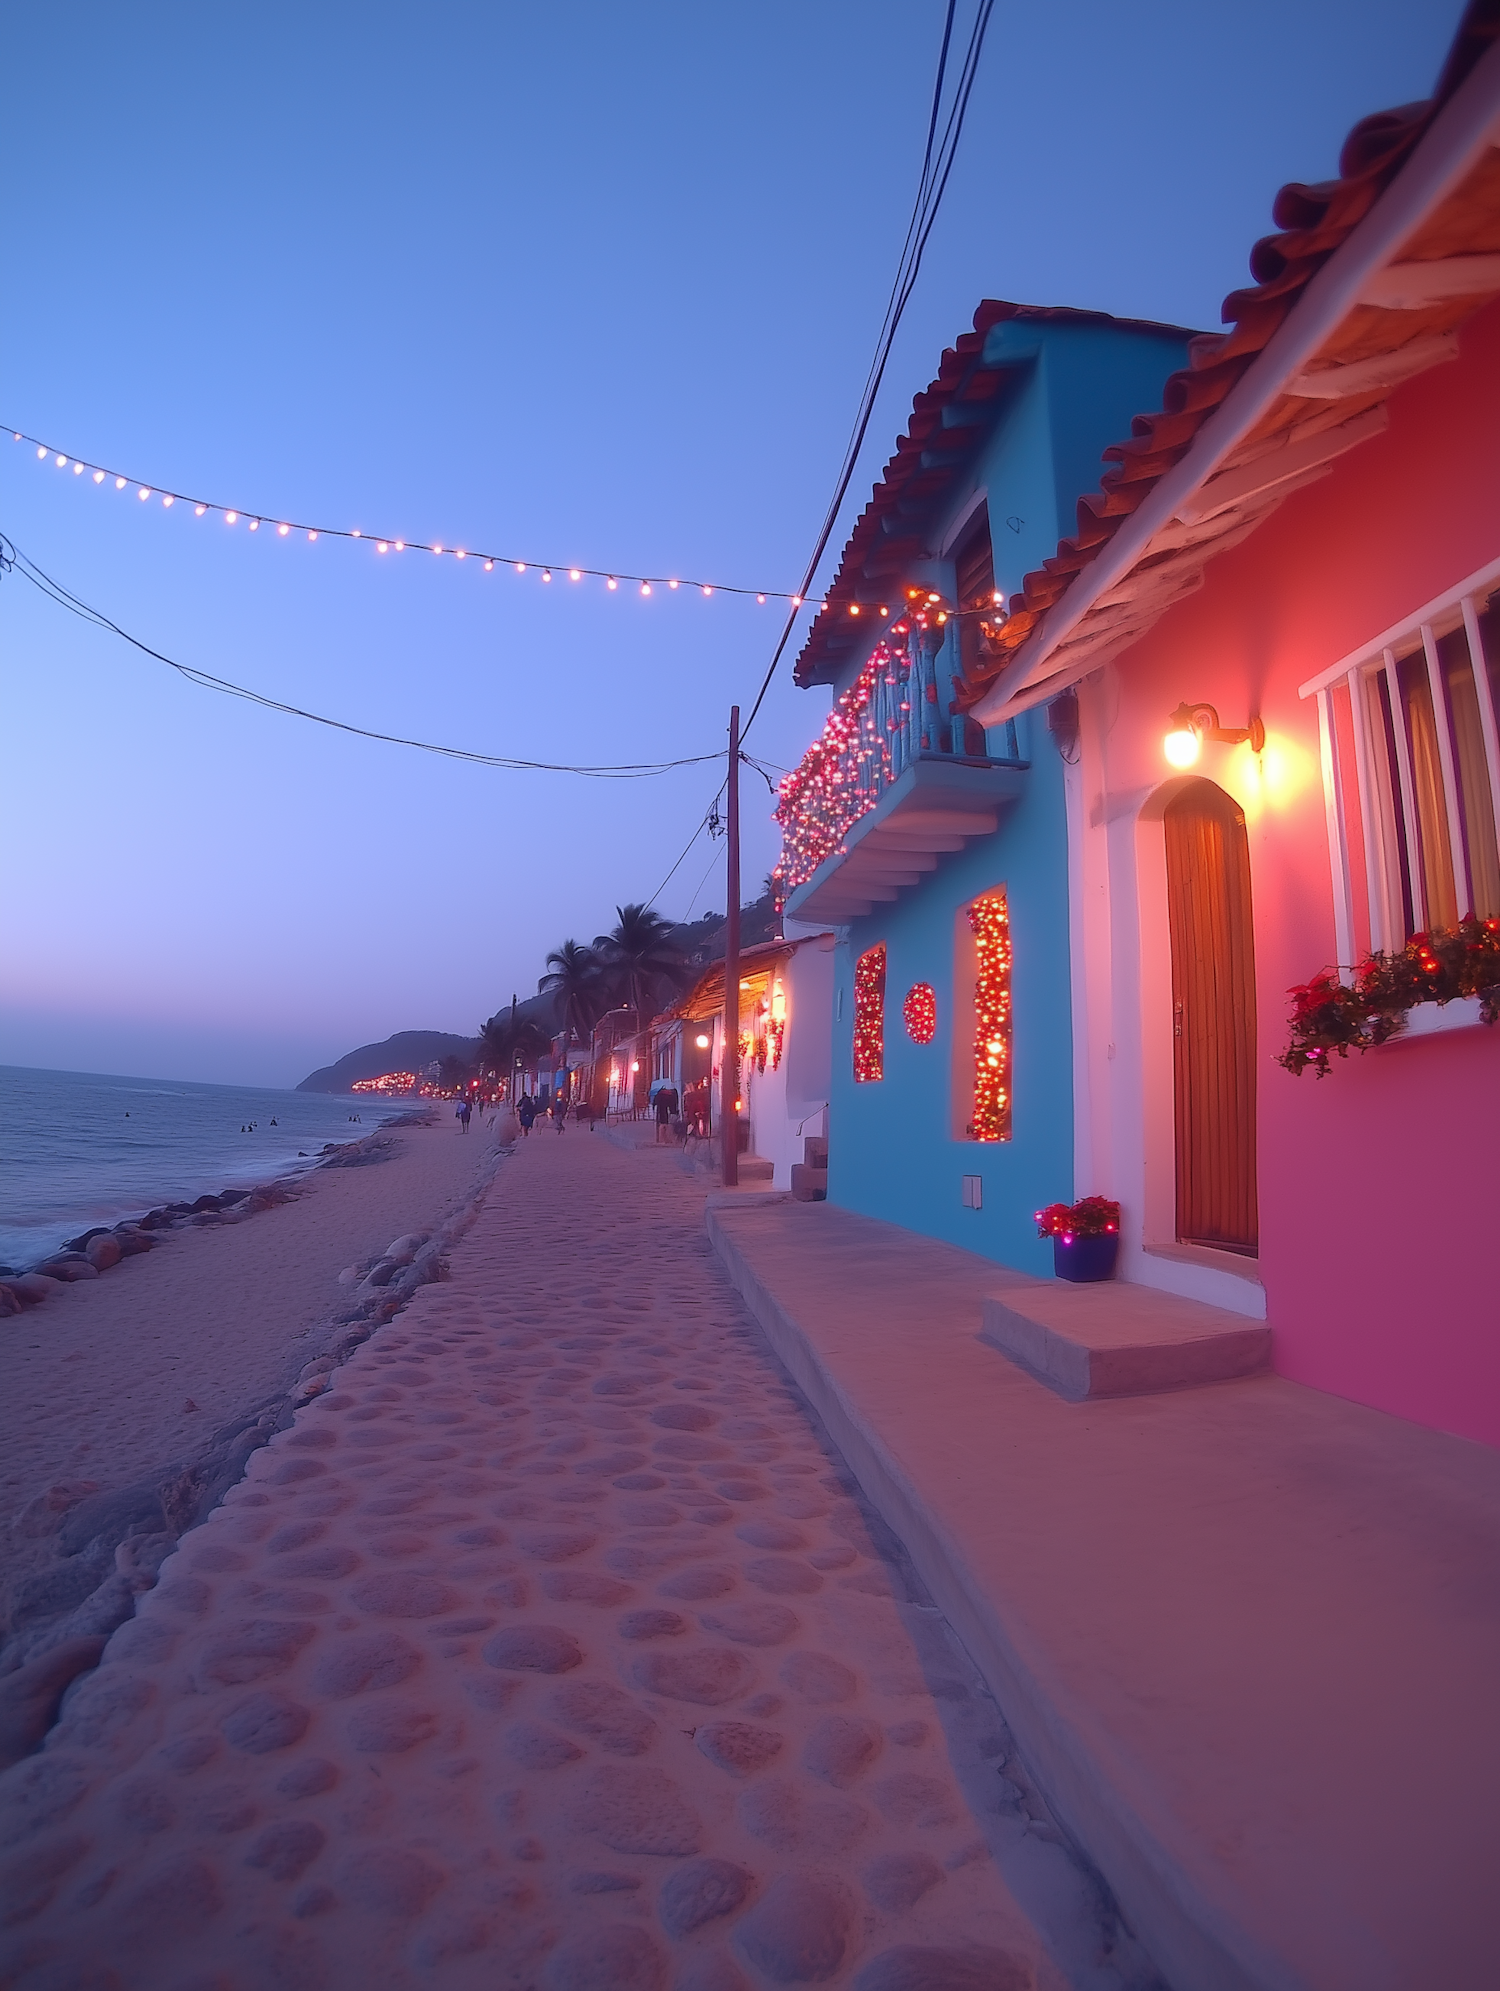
[1163,701,1266,769]
[695,1032,711,1050]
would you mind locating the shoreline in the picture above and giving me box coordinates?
[0,1105,434,1289]
[0,1109,513,1683]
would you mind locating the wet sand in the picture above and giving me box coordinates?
[2,1115,503,1655]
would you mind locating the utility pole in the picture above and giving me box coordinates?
[721,704,741,1189]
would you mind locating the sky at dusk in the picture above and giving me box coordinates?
[1,0,1462,1088]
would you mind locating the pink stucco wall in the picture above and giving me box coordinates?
[1106,296,1500,1447]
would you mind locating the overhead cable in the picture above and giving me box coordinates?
[2,535,719,780]
[739,0,995,744]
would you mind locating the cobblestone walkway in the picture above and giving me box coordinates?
[0,1135,1156,1991]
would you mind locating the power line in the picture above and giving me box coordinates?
[5,426,813,609]
[1,535,720,780]
[739,0,996,745]
[643,773,729,915]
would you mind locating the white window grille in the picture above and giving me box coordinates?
[1299,555,1500,968]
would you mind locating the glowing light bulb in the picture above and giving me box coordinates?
[792,596,802,607]
[542,569,552,582]
[248,516,258,529]
[702,585,713,597]
[668,579,679,590]
[378,541,389,553]
[514,562,526,573]
[455,549,466,560]
[1163,725,1201,769]
[484,560,493,571]
[569,568,581,581]
[138,487,150,500]
[225,510,237,523]
[278,523,290,536]
[757,594,766,604]
[116,476,126,489]
[640,582,651,596]
[73,461,84,474]
[879,606,888,617]
[307,530,317,542]
[162,494,174,507]
[195,504,206,516]
[93,469,104,483]
[607,577,618,591]
[394,540,404,551]
[56,453,67,466]
[352,530,362,538]
[433,544,443,555]
[36,445,47,458]
[849,604,860,617]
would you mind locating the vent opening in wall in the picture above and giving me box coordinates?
[961,1175,983,1209]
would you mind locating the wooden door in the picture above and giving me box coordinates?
[1164,781,1258,1255]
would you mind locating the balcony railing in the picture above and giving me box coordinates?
[774,625,1025,900]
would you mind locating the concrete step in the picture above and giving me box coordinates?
[789,1162,827,1202]
[804,1135,829,1169]
[980,1281,1269,1401]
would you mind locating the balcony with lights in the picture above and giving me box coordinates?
[774,611,1028,927]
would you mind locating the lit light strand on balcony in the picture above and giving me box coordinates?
[5,426,817,609]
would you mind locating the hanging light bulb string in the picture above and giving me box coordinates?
[1,534,721,780]
[4,426,813,608]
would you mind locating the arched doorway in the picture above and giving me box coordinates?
[1163,779,1258,1255]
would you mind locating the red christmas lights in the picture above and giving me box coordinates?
[903,982,937,1044]
[853,944,887,1083]
[967,890,1012,1141]
[772,601,951,907]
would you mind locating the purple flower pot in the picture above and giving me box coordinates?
[1053,1233,1118,1283]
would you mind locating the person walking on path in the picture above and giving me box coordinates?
[653,1082,678,1144]
[459,1100,472,1133]
[0,1131,1135,1989]
[551,1092,568,1134]
[517,1093,536,1137]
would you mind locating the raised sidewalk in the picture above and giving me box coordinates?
[707,1195,1500,1991]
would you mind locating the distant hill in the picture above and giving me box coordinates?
[296,1030,480,1093]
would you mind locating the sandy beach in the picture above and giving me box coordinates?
[2,1113,505,1668]
[0,1131,1148,1991]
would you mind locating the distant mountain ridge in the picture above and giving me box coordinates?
[296,1030,480,1094]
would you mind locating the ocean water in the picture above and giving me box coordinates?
[0,1064,393,1271]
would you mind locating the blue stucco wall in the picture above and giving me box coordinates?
[813,313,1191,1272]
[826,709,1073,1276]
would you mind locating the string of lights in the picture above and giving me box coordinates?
[2,535,721,781]
[4,427,817,611]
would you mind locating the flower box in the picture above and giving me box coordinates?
[1035,1197,1121,1284]
[1052,1233,1120,1283]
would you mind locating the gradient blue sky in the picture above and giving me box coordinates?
[1,1,1461,1087]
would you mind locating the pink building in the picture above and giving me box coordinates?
[961,8,1500,1446]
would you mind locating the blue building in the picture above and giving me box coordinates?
[778,302,1193,1272]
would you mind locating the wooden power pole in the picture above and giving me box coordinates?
[721,705,741,1189]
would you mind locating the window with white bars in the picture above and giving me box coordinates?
[1301,557,1500,968]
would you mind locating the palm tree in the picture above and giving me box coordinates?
[477,1006,550,1094]
[594,903,691,1021]
[538,940,604,1039]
